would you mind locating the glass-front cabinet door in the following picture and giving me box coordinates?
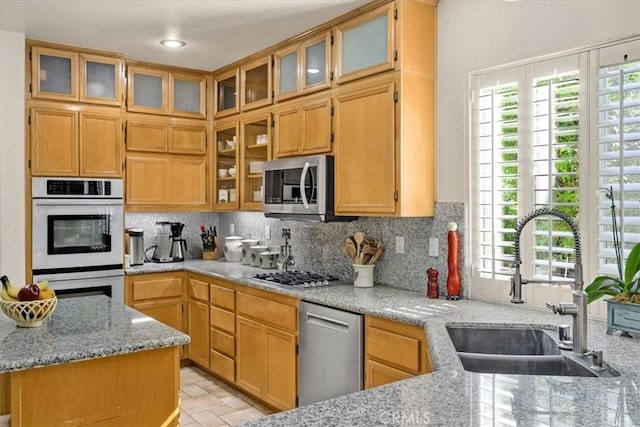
[274,46,299,101]
[171,73,207,119]
[214,120,239,210]
[79,54,123,106]
[214,68,239,118]
[127,66,169,114]
[241,56,272,111]
[31,46,79,101]
[302,31,331,93]
[240,113,271,210]
[334,3,395,85]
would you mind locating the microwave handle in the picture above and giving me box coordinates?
[300,161,310,209]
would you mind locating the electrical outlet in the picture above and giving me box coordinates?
[395,236,405,254]
[230,223,235,235]
[429,238,439,257]
[265,225,271,240]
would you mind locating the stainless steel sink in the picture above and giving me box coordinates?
[446,326,560,355]
[456,353,596,377]
[446,325,620,378]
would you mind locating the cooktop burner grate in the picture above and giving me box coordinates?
[254,270,339,287]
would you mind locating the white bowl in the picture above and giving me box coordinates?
[218,169,228,178]
[229,167,237,177]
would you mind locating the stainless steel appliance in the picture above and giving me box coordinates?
[31,177,124,303]
[126,228,144,266]
[262,155,357,222]
[254,271,339,288]
[298,301,363,405]
[147,221,186,263]
[169,222,187,262]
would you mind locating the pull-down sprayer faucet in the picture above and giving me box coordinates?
[511,208,588,355]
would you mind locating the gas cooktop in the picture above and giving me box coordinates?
[254,270,340,288]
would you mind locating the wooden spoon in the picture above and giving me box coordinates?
[368,244,384,265]
[354,231,365,261]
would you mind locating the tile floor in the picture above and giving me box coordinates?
[180,365,273,426]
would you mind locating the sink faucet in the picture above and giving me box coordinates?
[511,207,588,355]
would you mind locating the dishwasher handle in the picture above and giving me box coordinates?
[306,312,350,333]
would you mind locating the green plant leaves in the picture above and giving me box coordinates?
[586,242,640,304]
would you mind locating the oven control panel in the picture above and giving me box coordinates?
[47,180,111,195]
[32,178,122,199]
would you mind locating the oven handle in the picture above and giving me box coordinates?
[300,161,310,210]
[33,199,123,207]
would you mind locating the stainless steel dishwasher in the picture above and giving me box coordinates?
[298,301,363,406]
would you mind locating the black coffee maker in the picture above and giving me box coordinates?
[169,222,187,262]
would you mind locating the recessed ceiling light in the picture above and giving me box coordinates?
[161,39,186,49]
[307,68,320,74]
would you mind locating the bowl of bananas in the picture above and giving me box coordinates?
[1,275,57,328]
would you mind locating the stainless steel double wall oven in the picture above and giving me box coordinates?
[31,177,124,303]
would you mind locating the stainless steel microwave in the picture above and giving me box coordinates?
[262,155,356,222]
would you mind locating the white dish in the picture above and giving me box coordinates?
[249,161,264,174]
[218,169,228,178]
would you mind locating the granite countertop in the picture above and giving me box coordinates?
[128,260,640,426]
[0,295,189,373]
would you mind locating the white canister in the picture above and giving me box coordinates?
[259,251,280,269]
[240,239,259,265]
[353,264,375,288]
[249,245,269,267]
[223,236,244,262]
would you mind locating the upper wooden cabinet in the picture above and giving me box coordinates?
[125,154,208,210]
[30,104,122,177]
[213,118,240,210]
[125,113,207,155]
[241,56,272,111]
[274,31,332,101]
[30,45,124,106]
[127,65,207,118]
[333,3,395,85]
[240,111,271,210]
[273,93,332,158]
[213,68,240,119]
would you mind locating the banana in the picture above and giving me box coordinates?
[36,280,49,291]
[1,287,17,302]
[1,276,20,300]
[38,288,56,300]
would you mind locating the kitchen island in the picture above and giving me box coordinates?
[129,260,640,426]
[0,295,189,426]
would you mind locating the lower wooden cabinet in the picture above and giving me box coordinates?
[209,279,237,382]
[187,276,210,368]
[125,272,185,357]
[0,373,9,416]
[364,315,433,389]
[235,287,298,411]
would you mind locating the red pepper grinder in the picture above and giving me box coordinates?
[446,222,461,300]
[426,268,439,299]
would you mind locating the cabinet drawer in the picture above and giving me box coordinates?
[366,317,427,374]
[132,276,182,301]
[211,306,235,334]
[236,292,297,332]
[210,283,235,310]
[211,328,235,358]
[189,278,209,302]
[365,359,413,389]
[210,350,235,383]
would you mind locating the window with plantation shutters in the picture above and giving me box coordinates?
[596,40,640,278]
[472,72,519,281]
[470,37,640,314]
[471,54,586,302]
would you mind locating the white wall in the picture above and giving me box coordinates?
[437,0,640,202]
[0,30,26,285]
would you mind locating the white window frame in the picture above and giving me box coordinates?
[468,35,640,319]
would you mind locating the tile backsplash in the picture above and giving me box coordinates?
[125,202,467,297]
